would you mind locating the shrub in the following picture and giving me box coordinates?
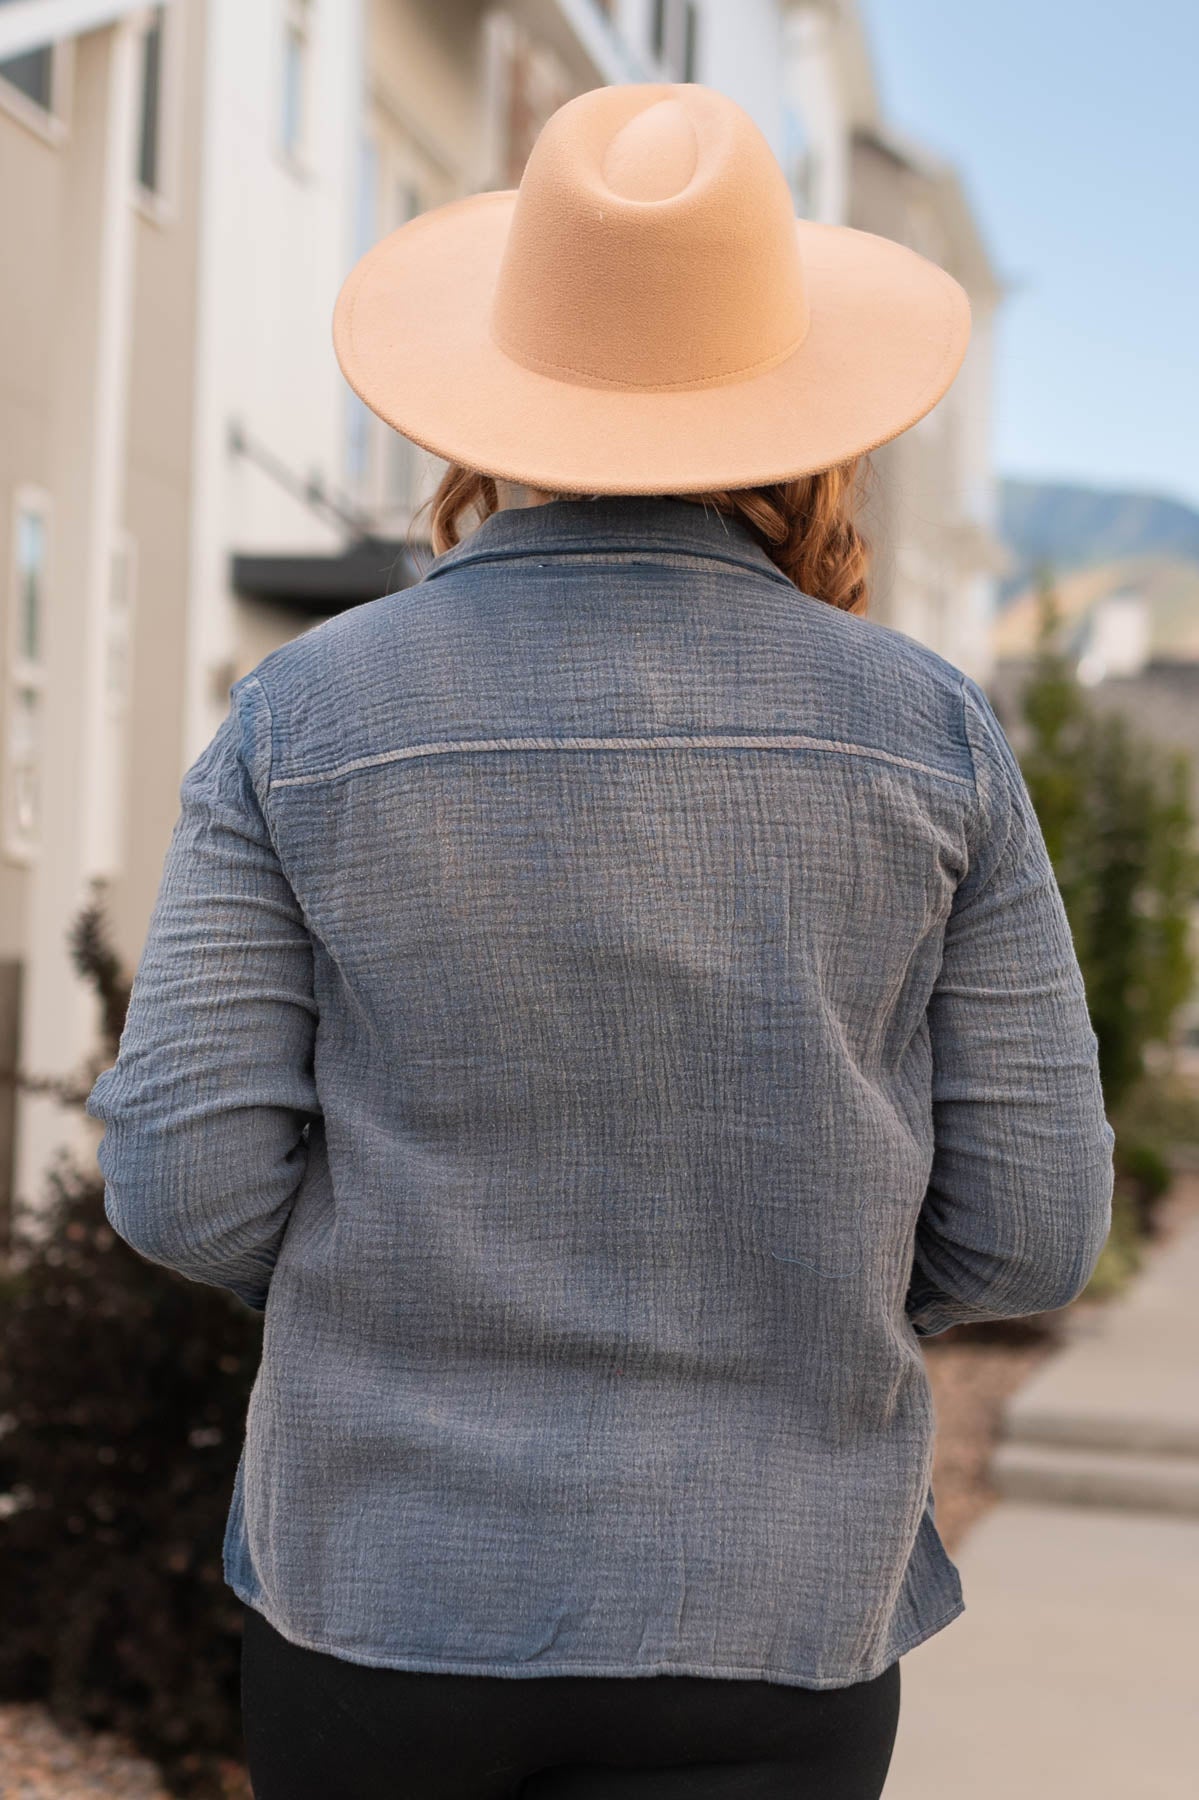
[0,893,258,1799]
[1018,569,1199,1118]
[1114,1136,1174,1234]
[1080,1182,1146,1302]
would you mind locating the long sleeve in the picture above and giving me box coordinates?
[85,673,320,1311]
[905,674,1115,1338]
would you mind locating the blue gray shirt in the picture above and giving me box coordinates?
[85,493,1114,1688]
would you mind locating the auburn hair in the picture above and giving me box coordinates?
[408,458,875,616]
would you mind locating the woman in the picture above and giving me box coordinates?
[86,84,1114,1799]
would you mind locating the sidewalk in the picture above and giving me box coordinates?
[885,1184,1199,1798]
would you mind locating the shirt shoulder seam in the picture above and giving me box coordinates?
[235,673,278,823]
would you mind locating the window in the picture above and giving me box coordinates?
[92,532,137,878]
[387,173,419,511]
[395,180,420,228]
[651,0,668,61]
[649,1,696,80]
[347,134,379,486]
[105,535,136,719]
[681,3,698,80]
[480,10,570,190]
[383,169,429,516]
[782,101,812,216]
[356,133,379,251]
[503,33,569,187]
[137,7,166,194]
[907,197,947,267]
[4,493,50,863]
[0,35,68,141]
[0,47,53,110]
[388,429,419,514]
[15,512,42,667]
[281,0,313,164]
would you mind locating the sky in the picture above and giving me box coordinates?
[857,0,1199,510]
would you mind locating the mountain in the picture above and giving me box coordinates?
[997,479,1199,607]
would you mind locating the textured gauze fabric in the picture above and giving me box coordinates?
[85,493,1115,1688]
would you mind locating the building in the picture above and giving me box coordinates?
[850,117,1007,679]
[785,0,1007,680]
[0,0,204,1236]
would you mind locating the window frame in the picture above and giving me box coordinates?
[133,3,182,226]
[0,36,73,148]
[3,488,52,867]
[279,0,315,175]
[648,0,697,82]
[650,0,668,63]
[345,128,381,491]
[104,530,138,725]
[92,528,138,879]
[681,2,699,80]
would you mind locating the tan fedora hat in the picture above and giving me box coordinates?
[333,82,971,495]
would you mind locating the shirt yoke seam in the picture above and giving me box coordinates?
[268,732,974,793]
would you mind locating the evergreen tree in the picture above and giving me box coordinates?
[1017,566,1199,1116]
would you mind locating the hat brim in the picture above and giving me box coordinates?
[333,190,972,494]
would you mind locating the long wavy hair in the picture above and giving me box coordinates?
[407,457,876,616]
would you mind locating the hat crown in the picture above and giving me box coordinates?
[488,84,810,393]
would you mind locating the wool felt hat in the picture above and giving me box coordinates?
[332,82,972,495]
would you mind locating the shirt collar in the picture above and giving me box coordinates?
[416,493,796,591]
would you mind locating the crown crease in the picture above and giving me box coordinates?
[600,100,699,202]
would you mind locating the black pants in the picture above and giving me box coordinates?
[239,1601,902,1799]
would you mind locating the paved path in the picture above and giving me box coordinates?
[884,1501,1199,1798]
[885,1185,1199,1797]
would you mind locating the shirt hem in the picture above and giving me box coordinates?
[228,1578,966,1691]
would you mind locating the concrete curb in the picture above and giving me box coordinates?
[992,1439,1199,1516]
[992,1194,1199,1516]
